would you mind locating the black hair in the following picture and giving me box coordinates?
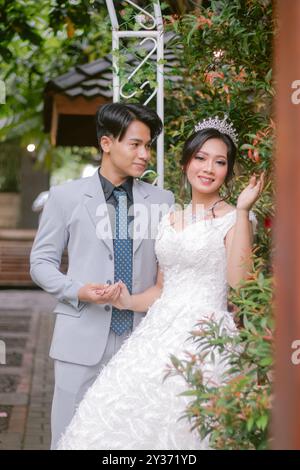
[180,128,236,185]
[96,103,163,152]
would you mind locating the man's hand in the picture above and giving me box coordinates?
[78,283,121,305]
[111,281,132,310]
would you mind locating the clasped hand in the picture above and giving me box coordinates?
[78,281,131,309]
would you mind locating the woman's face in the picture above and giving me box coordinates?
[185,138,228,195]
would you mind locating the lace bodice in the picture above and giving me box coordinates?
[155,208,257,311]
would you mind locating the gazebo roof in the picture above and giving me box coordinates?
[44,32,181,147]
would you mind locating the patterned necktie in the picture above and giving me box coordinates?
[110,187,134,335]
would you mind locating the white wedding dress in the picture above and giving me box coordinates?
[58,208,256,450]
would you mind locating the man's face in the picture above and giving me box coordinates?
[100,120,152,178]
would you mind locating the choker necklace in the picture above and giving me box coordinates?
[190,198,224,222]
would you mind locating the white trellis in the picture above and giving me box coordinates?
[105,0,165,187]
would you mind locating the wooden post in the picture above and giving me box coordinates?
[273,0,300,450]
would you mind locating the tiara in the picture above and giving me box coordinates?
[194,114,238,146]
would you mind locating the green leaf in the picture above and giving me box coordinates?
[256,415,269,431]
[259,357,273,367]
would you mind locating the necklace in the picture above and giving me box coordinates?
[190,198,224,222]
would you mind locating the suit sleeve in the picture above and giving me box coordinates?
[30,187,86,314]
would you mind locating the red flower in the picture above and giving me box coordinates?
[196,16,213,29]
[264,217,272,229]
[204,71,224,85]
[262,335,273,342]
[247,148,260,163]
[253,149,260,162]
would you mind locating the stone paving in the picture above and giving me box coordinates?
[0,290,56,450]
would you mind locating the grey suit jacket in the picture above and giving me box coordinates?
[30,171,174,366]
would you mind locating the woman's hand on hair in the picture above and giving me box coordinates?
[236,172,265,211]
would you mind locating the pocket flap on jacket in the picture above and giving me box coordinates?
[53,301,85,318]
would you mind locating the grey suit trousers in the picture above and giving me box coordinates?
[51,328,131,449]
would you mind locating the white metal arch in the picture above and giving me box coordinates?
[105,0,165,187]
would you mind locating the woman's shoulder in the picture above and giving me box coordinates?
[167,209,185,231]
[214,203,258,235]
[168,208,184,221]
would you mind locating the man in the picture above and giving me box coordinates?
[30,103,174,449]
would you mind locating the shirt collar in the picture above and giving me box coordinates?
[98,169,133,202]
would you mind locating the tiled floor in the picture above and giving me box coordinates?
[0,290,56,450]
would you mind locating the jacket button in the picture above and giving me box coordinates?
[106,280,112,285]
[109,254,113,260]
[104,305,111,311]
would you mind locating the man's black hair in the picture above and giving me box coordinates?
[96,103,163,152]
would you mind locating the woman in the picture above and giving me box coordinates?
[58,115,264,450]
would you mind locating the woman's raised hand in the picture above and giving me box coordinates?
[236,172,265,211]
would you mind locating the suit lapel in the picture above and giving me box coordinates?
[84,173,151,256]
[132,179,151,256]
[84,170,113,254]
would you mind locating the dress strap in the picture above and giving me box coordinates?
[218,209,258,239]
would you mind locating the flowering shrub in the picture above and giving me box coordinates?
[162,0,274,449]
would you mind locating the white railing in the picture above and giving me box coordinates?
[105,1,164,187]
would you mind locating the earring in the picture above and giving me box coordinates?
[184,174,190,192]
[181,172,191,198]
[180,167,191,200]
